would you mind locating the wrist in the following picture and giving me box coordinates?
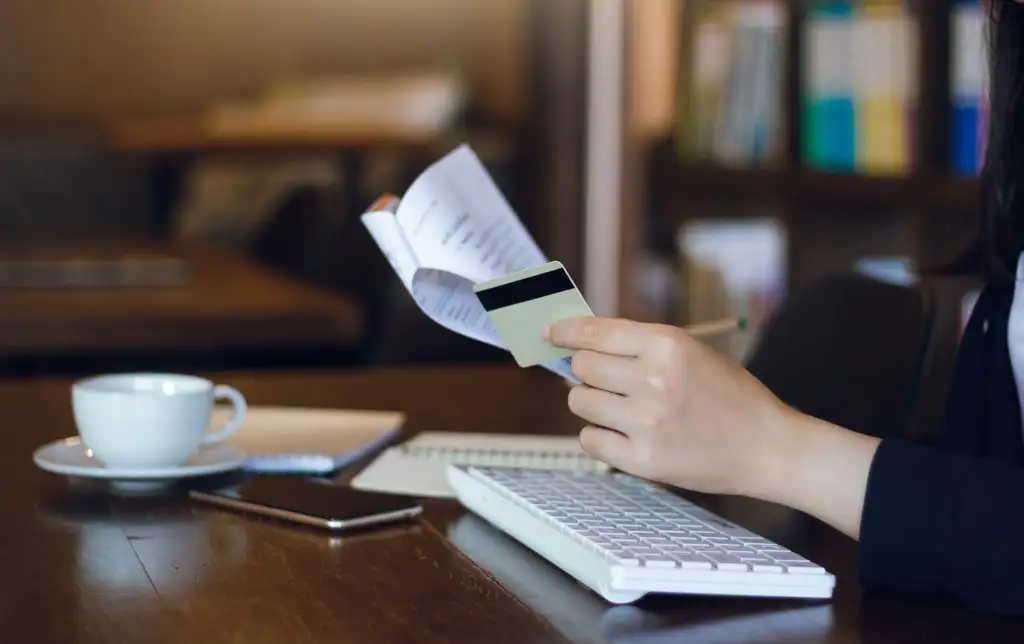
[743,405,871,505]
[747,406,882,537]
[740,404,816,504]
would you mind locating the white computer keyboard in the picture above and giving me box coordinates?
[446,465,835,604]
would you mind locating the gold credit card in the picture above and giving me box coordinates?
[473,261,594,368]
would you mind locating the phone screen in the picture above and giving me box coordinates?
[189,476,422,530]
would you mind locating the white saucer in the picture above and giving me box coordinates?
[33,437,248,481]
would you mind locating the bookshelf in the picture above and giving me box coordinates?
[616,0,987,325]
[649,143,982,215]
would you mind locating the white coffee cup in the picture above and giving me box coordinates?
[71,373,247,470]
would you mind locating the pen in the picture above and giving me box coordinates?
[684,316,748,338]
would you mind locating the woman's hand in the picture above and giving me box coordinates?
[546,317,881,539]
[546,317,794,497]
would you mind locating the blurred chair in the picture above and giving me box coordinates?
[251,183,391,363]
[743,272,937,439]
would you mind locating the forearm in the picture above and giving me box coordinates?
[752,409,881,540]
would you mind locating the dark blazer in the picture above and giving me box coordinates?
[860,280,1024,614]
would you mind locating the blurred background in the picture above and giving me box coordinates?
[0,0,985,380]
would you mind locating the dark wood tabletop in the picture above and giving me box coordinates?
[0,242,363,359]
[5,364,1021,643]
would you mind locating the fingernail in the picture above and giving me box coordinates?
[542,325,551,340]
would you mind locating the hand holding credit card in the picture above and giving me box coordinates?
[473,261,593,367]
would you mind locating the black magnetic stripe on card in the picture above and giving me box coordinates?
[475,267,575,311]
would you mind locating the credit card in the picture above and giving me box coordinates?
[473,261,594,368]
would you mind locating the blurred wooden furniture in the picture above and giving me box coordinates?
[104,114,446,153]
[0,242,363,360]
[6,364,1018,642]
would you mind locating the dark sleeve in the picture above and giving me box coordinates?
[859,438,1024,615]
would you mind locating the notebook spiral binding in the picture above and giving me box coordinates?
[399,444,610,472]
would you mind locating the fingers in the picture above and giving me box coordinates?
[568,385,640,435]
[570,349,643,395]
[545,317,646,357]
[579,425,631,466]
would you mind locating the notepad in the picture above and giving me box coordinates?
[350,431,609,498]
[213,405,404,475]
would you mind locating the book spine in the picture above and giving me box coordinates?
[747,4,785,163]
[750,25,773,161]
[903,0,919,170]
[689,16,733,159]
[854,1,913,175]
[711,18,749,164]
[762,11,786,163]
[951,0,988,176]
[803,1,856,171]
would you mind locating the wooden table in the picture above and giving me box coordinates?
[5,365,1020,643]
[0,243,363,359]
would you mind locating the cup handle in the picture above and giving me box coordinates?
[205,385,247,445]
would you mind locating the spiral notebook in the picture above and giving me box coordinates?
[350,431,609,498]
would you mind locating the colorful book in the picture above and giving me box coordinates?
[951,0,988,175]
[854,1,915,174]
[803,2,857,171]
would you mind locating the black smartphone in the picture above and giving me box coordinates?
[189,476,422,531]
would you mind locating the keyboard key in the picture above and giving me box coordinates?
[722,548,759,557]
[769,554,814,563]
[642,558,679,569]
[567,511,594,519]
[740,558,784,573]
[626,512,656,520]
[623,546,662,555]
[659,546,691,554]
[781,561,827,574]
[700,552,751,572]
[661,530,698,537]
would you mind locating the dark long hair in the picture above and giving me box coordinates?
[952,1,1024,281]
